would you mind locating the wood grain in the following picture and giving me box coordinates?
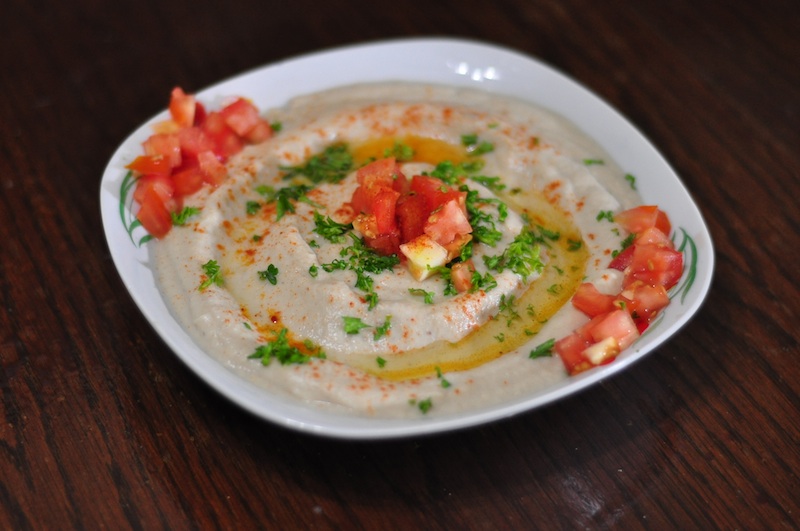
[1,0,798,528]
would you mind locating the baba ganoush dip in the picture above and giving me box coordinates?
[153,82,642,418]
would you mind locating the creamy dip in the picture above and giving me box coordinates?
[153,83,641,418]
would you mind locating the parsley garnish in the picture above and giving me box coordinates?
[258,264,279,285]
[343,316,371,335]
[529,338,555,359]
[612,233,636,258]
[596,210,614,222]
[408,288,435,304]
[171,206,200,226]
[416,397,433,414]
[567,239,583,251]
[435,366,451,388]
[280,143,353,184]
[255,184,319,221]
[373,315,392,340]
[583,158,605,165]
[470,175,506,192]
[247,328,314,366]
[461,133,494,156]
[246,201,262,216]
[199,260,223,291]
[376,356,387,368]
[483,228,545,281]
[625,173,637,190]
[383,141,414,161]
[312,211,352,243]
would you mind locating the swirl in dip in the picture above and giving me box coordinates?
[153,83,641,417]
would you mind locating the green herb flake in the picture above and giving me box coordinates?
[383,141,415,161]
[280,143,353,184]
[247,328,312,366]
[199,260,223,291]
[270,121,283,132]
[171,206,201,226]
[312,211,352,243]
[583,158,605,166]
[343,316,371,335]
[373,315,392,340]
[376,356,387,368]
[567,239,583,251]
[625,173,637,190]
[435,366,452,388]
[408,288,435,304]
[596,210,614,222]
[529,338,555,359]
[417,397,433,414]
[246,201,262,216]
[258,264,279,285]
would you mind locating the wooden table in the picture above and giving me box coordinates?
[2,0,798,528]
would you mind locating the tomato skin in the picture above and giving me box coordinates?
[627,245,684,289]
[220,98,261,136]
[424,198,472,246]
[202,112,244,160]
[451,260,476,293]
[410,175,466,215]
[133,174,177,210]
[587,309,640,350]
[143,133,181,168]
[126,155,172,177]
[136,188,173,239]
[197,150,227,186]
[395,193,428,242]
[172,167,205,196]
[555,333,594,375]
[169,87,196,128]
[572,282,617,317]
[178,127,215,160]
[615,205,672,236]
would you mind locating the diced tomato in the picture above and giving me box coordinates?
[202,111,244,160]
[586,309,640,350]
[619,282,670,326]
[572,282,617,317]
[626,244,684,289]
[609,245,635,271]
[169,87,196,128]
[615,205,672,236]
[635,227,673,248]
[424,199,472,246]
[451,261,476,293]
[178,126,216,162]
[220,98,261,136]
[172,167,205,196]
[410,175,466,215]
[364,231,401,256]
[193,101,207,126]
[197,150,227,186]
[357,157,398,188]
[555,333,594,375]
[395,193,428,242]
[133,174,174,207]
[143,133,181,168]
[243,119,274,144]
[126,155,172,177]
[136,188,173,239]
[371,188,401,234]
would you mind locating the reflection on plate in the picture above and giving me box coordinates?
[99,38,713,439]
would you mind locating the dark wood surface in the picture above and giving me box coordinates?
[2,0,798,528]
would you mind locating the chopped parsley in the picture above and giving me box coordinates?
[171,206,201,226]
[612,232,636,258]
[343,316,371,335]
[470,175,506,192]
[383,141,414,161]
[376,356,387,368]
[435,366,451,388]
[596,210,614,222]
[246,201,262,216]
[270,121,283,132]
[408,288,435,304]
[312,211,352,243]
[373,315,392,340]
[199,260,223,291]
[247,328,316,366]
[255,183,319,221]
[567,238,583,251]
[280,143,353,184]
[257,264,279,285]
[529,338,555,359]
[416,397,433,414]
[583,158,605,165]
[625,173,637,190]
[483,228,545,281]
[461,133,495,156]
